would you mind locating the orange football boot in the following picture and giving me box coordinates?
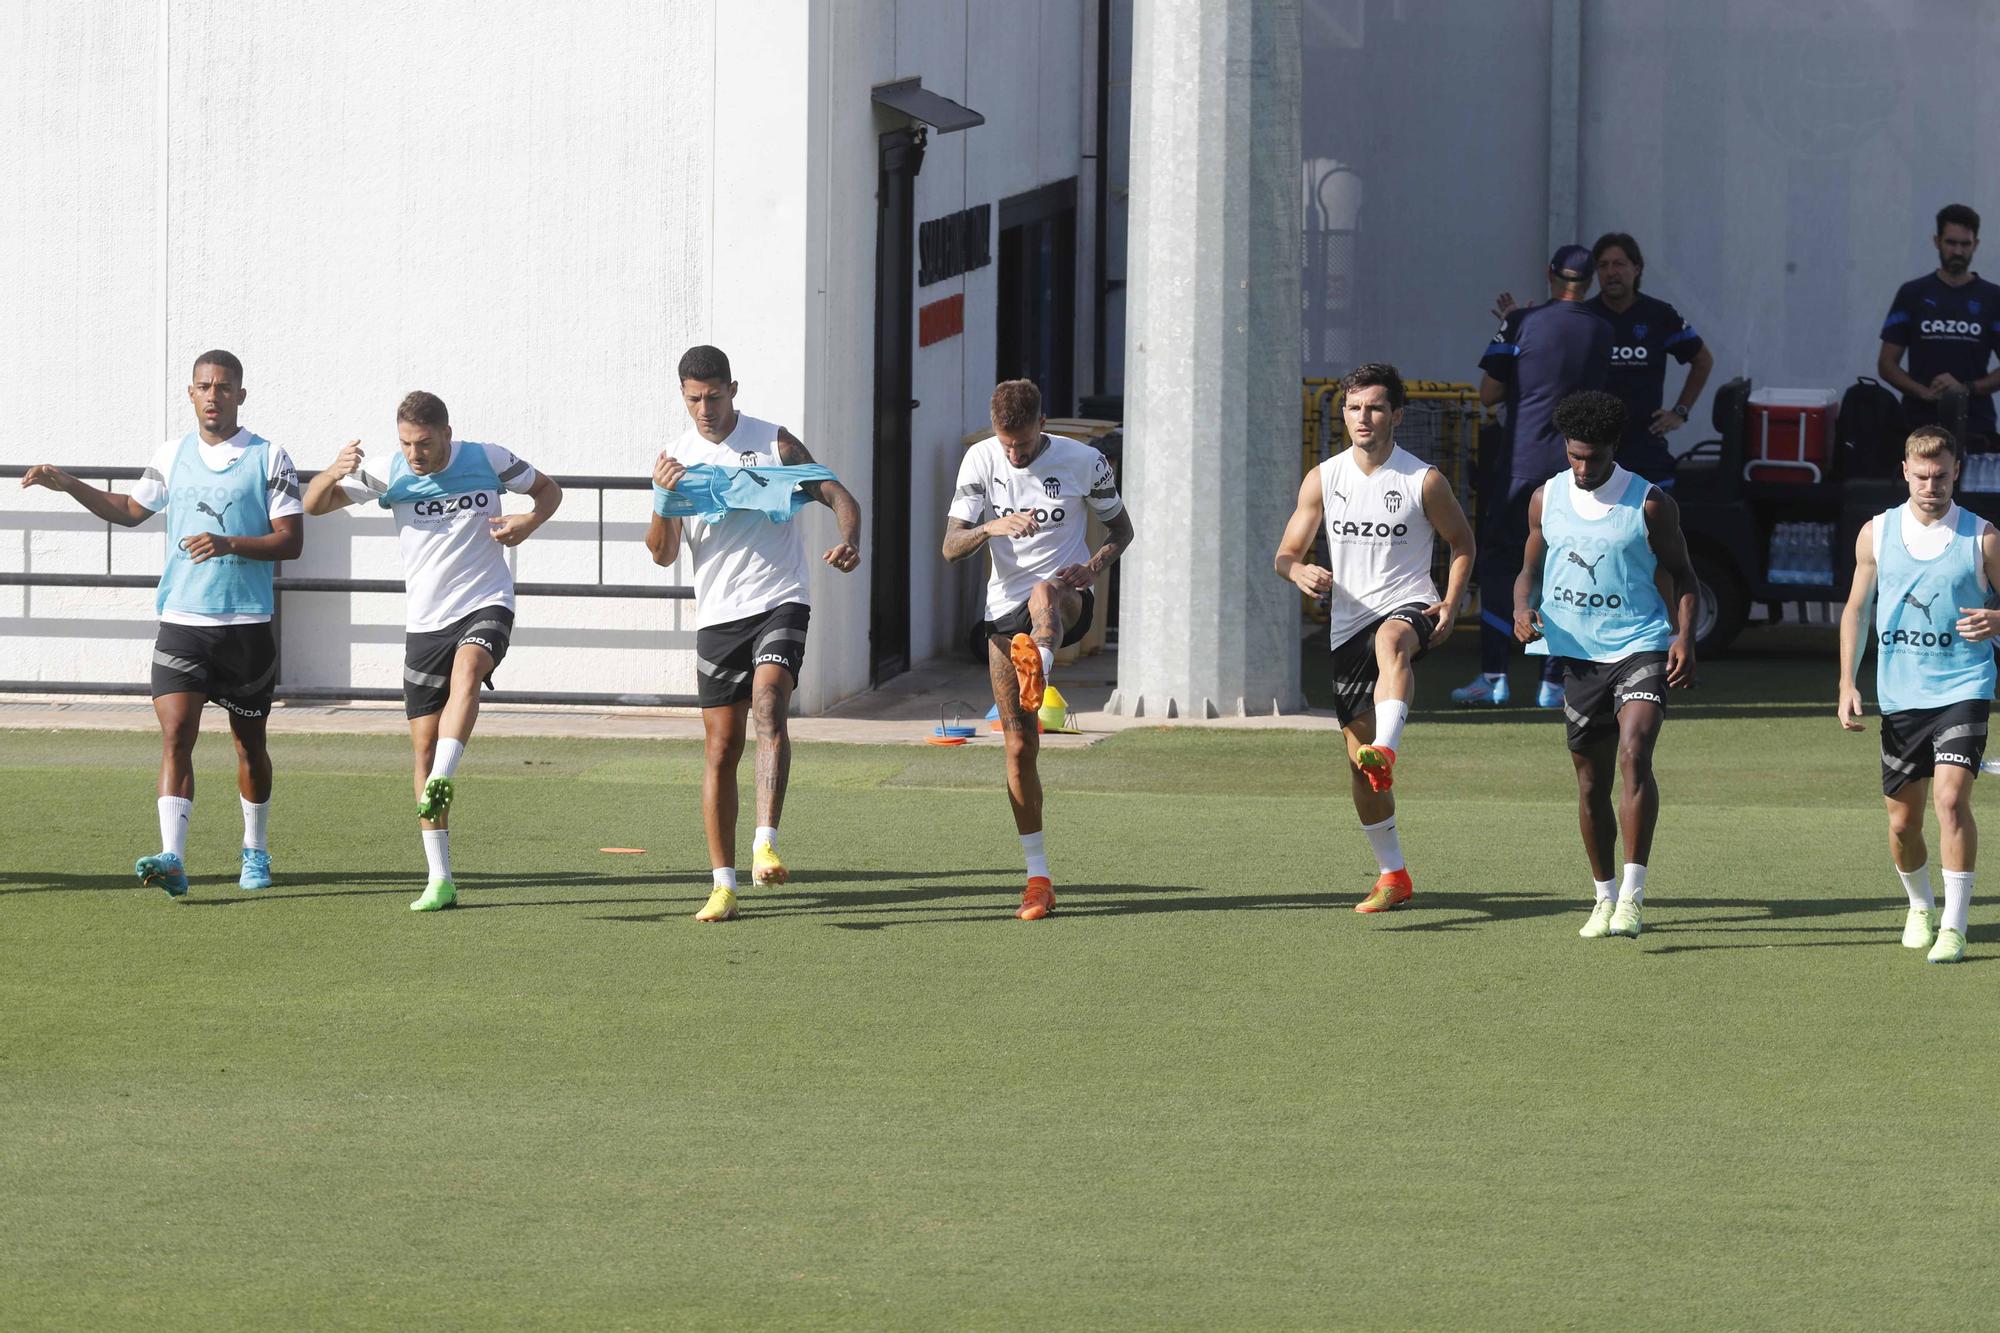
[1355,744,1397,792]
[1354,867,1413,913]
[1016,876,1056,921]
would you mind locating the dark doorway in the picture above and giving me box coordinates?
[870,126,925,684]
[996,178,1078,417]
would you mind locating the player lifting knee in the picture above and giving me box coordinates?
[1273,362,1474,912]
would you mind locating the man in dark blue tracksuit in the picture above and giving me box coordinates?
[1586,232,1713,487]
[1458,245,1612,707]
[1878,203,2000,450]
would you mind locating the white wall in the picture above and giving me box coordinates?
[0,0,1090,709]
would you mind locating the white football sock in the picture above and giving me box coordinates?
[1619,862,1647,905]
[1373,700,1409,751]
[754,825,778,852]
[1942,869,1974,934]
[422,828,451,883]
[712,866,737,891]
[1593,877,1617,903]
[158,796,192,861]
[429,738,466,782]
[1897,864,1935,911]
[1038,645,1055,679]
[1360,815,1404,874]
[1021,830,1050,880]
[240,797,269,852]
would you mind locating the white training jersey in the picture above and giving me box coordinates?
[338,441,541,632]
[675,414,812,629]
[1318,444,1439,647]
[949,433,1124,617]
[133,429,303,627]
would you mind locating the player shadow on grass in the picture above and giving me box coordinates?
[589,878,1224,926]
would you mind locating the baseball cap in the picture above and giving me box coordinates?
[1549,244,1595,281]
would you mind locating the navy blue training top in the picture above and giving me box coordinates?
[1584,291,1704,482]
[1479,299,1613,481]
[1881,272,2000,432]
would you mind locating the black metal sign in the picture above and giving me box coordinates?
[918,204,991,287]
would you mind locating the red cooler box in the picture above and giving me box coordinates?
[1745,388,1839,482]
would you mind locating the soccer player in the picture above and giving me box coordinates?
[1273,362,1474,912]
[1878,204,2000,449]
[1584,232,1715,487]
[944,378,1134,920]
[1514,390,1697,940]
[302,391,562,911]
[1837,425,2000,963]
[645,345,862,924]
[21,350,303,897]
[1459,245,1612,709]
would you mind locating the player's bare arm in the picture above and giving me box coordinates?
[775,427,861,572]
[1837,519,1879,730]
[302,441,366,515]
[19,465,154,527]
[180,514,303,566]
[1642,487,1698,687]
[488,472,562,548]
[1273,469,1332,597]
[943,511,1039,563]
[1954,523,2000,642]
[1420,467,1475,645]
[1053,508,1134,590]
[1512,485,1548,641]
[645,452,685,567]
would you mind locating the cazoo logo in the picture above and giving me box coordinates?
[1611,344,1650,362]
[1880,629,1955,648]
[999,504,1066,525]
[1553,586,1625,610]
[1921,319,1984,337]
[1329,520,1408,538]
[413,493,492,517]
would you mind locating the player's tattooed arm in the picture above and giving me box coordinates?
[943,513,1036,563]
[18,466,154,527]
[1512,485,1549,643]
[1643,488,1698,687]
[1837,518,1879,730]
[1273,469,1332,597]
[776,428,861,572]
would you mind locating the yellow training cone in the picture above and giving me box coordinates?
[1038,684,1080,734]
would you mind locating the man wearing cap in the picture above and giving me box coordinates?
[1455,245,1613,708]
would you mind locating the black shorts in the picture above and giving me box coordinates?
[696,602,810,709]
[1328,602,1434,728]
[1557,651,1669,751]
[973,588,1095,658]
[404,606,514,719]
[151,621,278,719]
[1881,699,1989,796]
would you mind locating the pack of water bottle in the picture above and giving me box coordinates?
[1963,452,2000,492]
[1767,521,1836,585]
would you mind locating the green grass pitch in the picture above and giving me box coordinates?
[4,635,1998,1329]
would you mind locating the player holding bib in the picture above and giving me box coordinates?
[1274,362,1474,912]
[944,379,1134,920]
[303,391,562,911]
[1515,390,1697,940]
[1838,425,2000,963]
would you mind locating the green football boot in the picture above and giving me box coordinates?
[410,878,457,912]
[1927,927,1966,964]
[1607,899,1643,938]
[1578,900,1616,938]
[1902,906,1940,950]
[416,775,455,821]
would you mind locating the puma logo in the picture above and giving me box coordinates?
[1902,591,1938,625]
[1567,551,1605,585]
[739,469,770,487]
[196,500,234,522]
[1330,489,1349,503]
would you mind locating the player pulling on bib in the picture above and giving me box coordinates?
[1837,425,2000,964]
[303,392,562,911]
[1273,363,1474,912]
[1515,391,1696,939]
[21,350,303,897]
[647,345,862,923]
[944,379,1134,920]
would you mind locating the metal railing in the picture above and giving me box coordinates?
[0,466,701,708]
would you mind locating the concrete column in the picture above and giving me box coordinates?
[1109,0,1302,719]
